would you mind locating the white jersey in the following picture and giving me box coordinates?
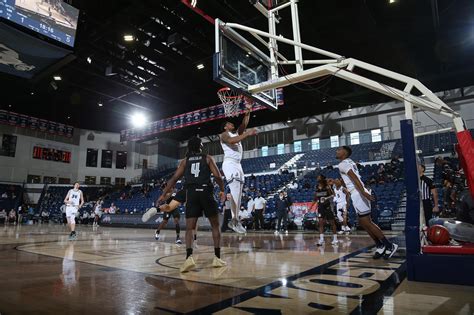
[338,158,364,192]
[220,131,243,162]
[94,203,102,214]
[67,189,82,206]
[334,186,347,205]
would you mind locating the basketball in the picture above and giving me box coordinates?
[427,225,450,245]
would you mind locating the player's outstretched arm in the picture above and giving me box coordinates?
[220,128,257,145]
[237,105,251,135]
[159,160,186,202]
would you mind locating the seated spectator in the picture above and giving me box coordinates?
[1,192,7,199]
[250,174,256,180]
[81,211,89,224]
[40,210,49,223]
[109,203,116,214]
[0,209,6,224]
[8,209,16,224]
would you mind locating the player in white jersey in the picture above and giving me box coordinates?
[93,198,103,228]
[220,104,257,234]
[336,146,398,260]
[63,182,84,240]
[333,178,351,234]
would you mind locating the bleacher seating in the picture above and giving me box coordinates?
[0,184,22,212]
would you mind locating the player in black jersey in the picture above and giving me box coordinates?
[158,136,226,273]
[311,175,338,246]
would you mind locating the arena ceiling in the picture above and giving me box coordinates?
[1,0,474,140]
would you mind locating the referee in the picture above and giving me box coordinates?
[419,164,440,226]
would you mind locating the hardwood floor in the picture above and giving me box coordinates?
[0,224,472,314]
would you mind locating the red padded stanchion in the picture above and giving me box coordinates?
[455,130,474,200]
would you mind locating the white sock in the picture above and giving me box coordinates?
[319,233,324,241]
[333,234,338,241]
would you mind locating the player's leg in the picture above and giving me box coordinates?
[276,214,282,233]
[181,217,198,273]
[329,219,338,245]
[173,216,182,244]
[351,191,398,259]
[223,161,246,233]
[202,189,226,268]
[155,217,169,240]
[317,217,326,246]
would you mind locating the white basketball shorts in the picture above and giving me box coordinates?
[350,190,371,216]
[222,159,244,184]
[66,206,78,218]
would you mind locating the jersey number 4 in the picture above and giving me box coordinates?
[191,163,200,178]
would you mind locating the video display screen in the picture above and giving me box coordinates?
[0,0,79,47]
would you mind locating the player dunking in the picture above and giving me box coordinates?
[220,104,257,234]
[63,182,84,240]
[336,146,398,259]
[158,136,226,272]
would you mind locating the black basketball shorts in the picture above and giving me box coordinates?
[185,186,219,219]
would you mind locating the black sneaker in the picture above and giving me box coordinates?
[383,243,399,260]
[373,245,386,259]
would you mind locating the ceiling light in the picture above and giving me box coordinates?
[53,75,62,81]
[30,92,34,95]
[348,105,352,112]
[197,63,204,70]
[124,34,134,41]
[8,104,12,108]
[139,86,147,91]
[98,102,103,107]
[322,97,327,103]
[287,118,291,123]
[191,0,197,8]
[389,0,396,3]
[87,56,92,64]
[131,113,147,128]
[67,116,71,119]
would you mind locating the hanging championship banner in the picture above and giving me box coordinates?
[0,110,74,138]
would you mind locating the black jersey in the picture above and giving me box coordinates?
[314,187,332,206]
[184,153,211,187]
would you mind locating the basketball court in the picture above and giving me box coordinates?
[1,0,474,313]
[1,225,474,313]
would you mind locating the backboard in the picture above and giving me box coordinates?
[213,19,282,110]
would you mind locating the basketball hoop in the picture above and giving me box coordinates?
[217,87,244,117]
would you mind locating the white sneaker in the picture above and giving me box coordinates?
[142,207,158,223]
[235,221,246,234]
[155,233,160,240]
[227,219,237,232]
[383,243,399,260]
[337,230,344,235]
[316,239,325,246]
[176,239,182,245]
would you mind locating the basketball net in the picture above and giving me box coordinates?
[217,87,253,117]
